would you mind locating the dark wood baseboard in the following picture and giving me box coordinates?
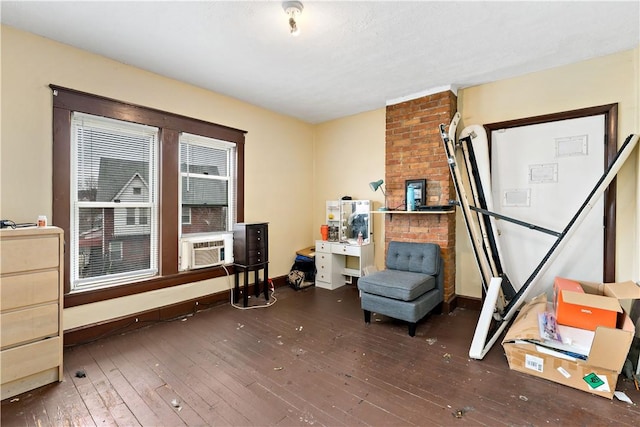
[63,275,289,347]
[442,294,483,314]
[455,295,483,311]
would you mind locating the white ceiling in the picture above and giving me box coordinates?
[2,1,639,124]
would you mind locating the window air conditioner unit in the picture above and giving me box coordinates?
[180,233,233,271]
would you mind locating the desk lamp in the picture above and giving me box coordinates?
[369,179,389,211]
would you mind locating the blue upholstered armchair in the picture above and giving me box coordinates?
[357,241,444,336]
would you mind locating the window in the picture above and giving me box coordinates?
[182,206,192,225]
[109,241,123,262]
[126,207,137,226]
[139,207,149,225]
[71,112,158,291]
[52,86,246,306]
[179,133,236,236]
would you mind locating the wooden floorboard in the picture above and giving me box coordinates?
[3,284,640,426]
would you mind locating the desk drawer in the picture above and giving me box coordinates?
[315,254,331,283]
[1,303,59,349]
[332,244,361,256]
[315,241,331,253]
[315,271,331,284]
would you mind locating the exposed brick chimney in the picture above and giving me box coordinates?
[385,90,457,310]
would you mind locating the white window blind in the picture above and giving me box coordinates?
[71,112,159,291]
[179,132,236,236]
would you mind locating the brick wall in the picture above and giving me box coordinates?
[385,90,457,307]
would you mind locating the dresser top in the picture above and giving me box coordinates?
[0,226,63,238]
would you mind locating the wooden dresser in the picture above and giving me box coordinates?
[0,226,64,400]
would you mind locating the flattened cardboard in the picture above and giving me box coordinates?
[503,293,547,342]
[502,281,640,399]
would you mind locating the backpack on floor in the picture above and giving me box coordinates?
[286,255,316,290]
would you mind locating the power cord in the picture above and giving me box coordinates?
[221,264,277,310]
[0,219,37,229]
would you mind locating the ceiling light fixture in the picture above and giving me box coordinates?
[282,1,303,36]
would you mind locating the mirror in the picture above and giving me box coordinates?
[340,200,370,243]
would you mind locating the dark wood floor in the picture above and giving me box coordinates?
[2,284,639,426]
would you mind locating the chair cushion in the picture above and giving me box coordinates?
[386,241,440,276]
[357,270,436,301]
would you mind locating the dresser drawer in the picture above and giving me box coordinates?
[247,250,267,264]
[1,303,59,349]
[1,271,59,312]
[1,337,61,384]
[246,226,267,244]
[0,235,60,275]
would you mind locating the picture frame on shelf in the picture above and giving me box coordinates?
[405,179,426,210]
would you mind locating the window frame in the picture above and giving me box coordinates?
[179,133,236,237]
[52,86,246,308]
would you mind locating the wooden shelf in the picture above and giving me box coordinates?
[371,209,455,220]
[371,210,455,214]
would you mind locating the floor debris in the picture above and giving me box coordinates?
[519,395,528,402]
[614,391,633,404]
[442,353,451,363]
[171,398,182,411]
[75,370,86,378]
[453,408,465,418]
[426,338,437,345]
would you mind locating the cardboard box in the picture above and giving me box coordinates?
[554,277,621,331]
[502,280,640,399]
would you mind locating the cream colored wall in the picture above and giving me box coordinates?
[313,109,387,268]
[457,47,640,298]
[0,26,315,330]
[636,46,640,282]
